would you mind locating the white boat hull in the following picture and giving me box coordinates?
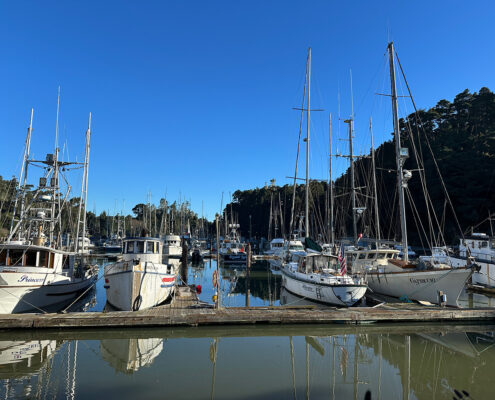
[367,267,472,306]
[104,261,176,311]
[447,256,495,288]
[281,268,367,307]
[0,267,97,314]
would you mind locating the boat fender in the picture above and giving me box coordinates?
[196,284,202,294]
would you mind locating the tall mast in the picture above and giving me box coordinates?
[344,117,357,243]
[305,47,311,238]
[370,117,381,248]
[388,42,409,262]
[10,109,34,239]
[76,113,91,252]
[329,113,335,246]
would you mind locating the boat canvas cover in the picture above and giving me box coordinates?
[304,237,322,253]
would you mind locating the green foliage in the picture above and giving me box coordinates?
[223,88,495,245]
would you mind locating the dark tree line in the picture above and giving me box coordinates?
[224,88,495,247]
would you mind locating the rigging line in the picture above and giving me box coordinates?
[394,49,465,241]
[405,188,430,252]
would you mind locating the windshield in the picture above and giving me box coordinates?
[290,245,304,251]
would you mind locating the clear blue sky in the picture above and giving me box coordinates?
[1,1,493,220]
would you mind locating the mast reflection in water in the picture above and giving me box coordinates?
[0,323,493,399]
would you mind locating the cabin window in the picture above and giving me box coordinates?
[137,241,145,253]
[481,241,488,248]
[146,241,155,254]
[377,253,386,259]
[39,251,49,267]
[358,253,366,260]
[127,242,135,254]
[0,252,6,265]
[25,251,37,266]
[367,253,375,259]
[352,254,357,261]
[9,250,24,266]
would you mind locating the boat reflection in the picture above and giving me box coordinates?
[0,323,493,399]
[100,338,164,374]
[0,339,61,380]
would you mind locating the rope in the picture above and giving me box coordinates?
[0,285,48,313]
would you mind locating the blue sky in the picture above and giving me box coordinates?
[1,1,494,220]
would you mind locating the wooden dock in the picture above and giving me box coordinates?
[0,286,494,330]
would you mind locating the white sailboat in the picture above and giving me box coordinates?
[0,109,98,313]
[364,43,473,306]
[104,236,178,311]
[280,48,367,306]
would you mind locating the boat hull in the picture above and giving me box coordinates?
[104,261,176,311]
[367,267,473,306]
[0,268,97,313]
[220,252,247,265]
[447,256,495,288]
[281,269,367,307]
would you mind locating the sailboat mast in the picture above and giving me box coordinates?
[329,113,335,246]
[76,113,91,252]
[370,117,381,248]
[305,47,311,238]
[388,41,409,262]
[10,109,34,239]
[344,118,357,243]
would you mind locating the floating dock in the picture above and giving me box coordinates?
[0,287,494,330]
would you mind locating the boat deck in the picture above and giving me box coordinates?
[0,286,494,330]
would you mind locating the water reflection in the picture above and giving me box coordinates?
[0,324,493,399]
[100,338,164,374]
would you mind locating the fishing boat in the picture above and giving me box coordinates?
[0,110,98,313]
[162,234,182,258]
[421,233,495,289]
[280,48,367,307]
[271,238,306,268]
[219,224,247,265]
[361,43,473,306]
[264,238,285,256]
[104,236,178,311]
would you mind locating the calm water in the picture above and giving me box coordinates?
[76,258,283,312]
[2,258,495,399]
[0,324,494,399]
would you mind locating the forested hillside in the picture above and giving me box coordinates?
[225,88,495,246]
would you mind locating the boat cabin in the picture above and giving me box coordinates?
[269,238,285,250]
[0,243,71,272]
[284,240,305,252]
[346,248,400,273]
[122,238,162,263]
[163,235,181,248]
[297,254,338,274]
[460,233,495,263]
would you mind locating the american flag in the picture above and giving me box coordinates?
[338,243,347,275]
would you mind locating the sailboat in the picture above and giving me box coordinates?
[0,109,98,313]
[280,48,367,307]
[363,43,474,306]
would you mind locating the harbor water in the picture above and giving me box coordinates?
[1,258,494,399]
